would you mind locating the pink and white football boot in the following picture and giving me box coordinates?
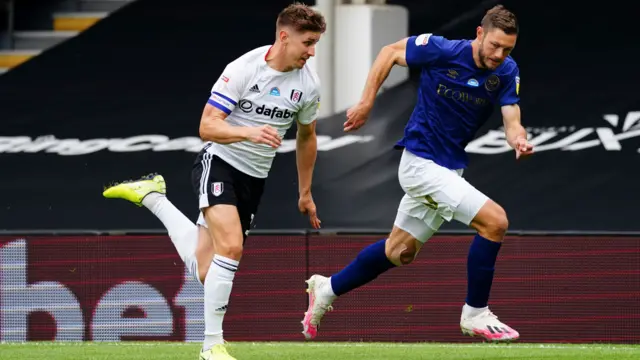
[460,306,520,342]
[301,275,336,340]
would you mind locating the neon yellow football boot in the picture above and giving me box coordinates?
[199,344,236,360]
[102,173,166,206]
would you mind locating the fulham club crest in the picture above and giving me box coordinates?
[212,182,224,197]
[290,89,303,103]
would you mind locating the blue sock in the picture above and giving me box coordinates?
[330,239,396,296]
[466,234,502,308]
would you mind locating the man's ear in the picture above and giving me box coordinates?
[279,29,289,44]
[476,26,484,41]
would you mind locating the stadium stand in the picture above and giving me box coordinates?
[0,0,132,74]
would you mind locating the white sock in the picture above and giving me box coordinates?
[203,254,238,351]
[323,277,337,298]
[142,193,200,283]
[462,303,488,318]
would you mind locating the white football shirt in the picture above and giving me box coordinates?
[205,45,321,178]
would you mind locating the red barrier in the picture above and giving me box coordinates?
[0,235,638,343]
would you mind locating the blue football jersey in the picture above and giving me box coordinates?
[395,33,520,169]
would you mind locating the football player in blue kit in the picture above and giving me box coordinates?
[302,5,533,342]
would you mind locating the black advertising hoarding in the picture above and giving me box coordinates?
[1,0,638,233]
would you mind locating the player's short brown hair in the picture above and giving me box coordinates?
[277,2,326,34]
[481,5,518,35]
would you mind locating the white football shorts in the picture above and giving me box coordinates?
[394,149,489,243]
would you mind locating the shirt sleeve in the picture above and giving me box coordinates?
[296,86,321,125]
[207,61,246,114]
[498,65,520,106]
[405,33,444,67]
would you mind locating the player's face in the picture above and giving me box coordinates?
[477,27,516,70]
[285,30,321,69]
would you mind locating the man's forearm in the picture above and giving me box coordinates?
[505,123,527,148]
[199,119,249,144]
[360,46,398,107]
[296,132,317,195]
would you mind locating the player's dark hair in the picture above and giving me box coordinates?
[481,5,518,35]
[277,2,326,33]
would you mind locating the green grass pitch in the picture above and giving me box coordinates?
[0,342,638,359]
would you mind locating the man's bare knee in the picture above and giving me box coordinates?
[385,227,422,266]
[472,200,509,241]
[203,204,245,261]
[485,206,508,239]
[218,243,243,259]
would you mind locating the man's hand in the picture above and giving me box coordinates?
[514,136,534,159]
[246,125,282,148]
[344,102,372,132]
[298,193,321,229]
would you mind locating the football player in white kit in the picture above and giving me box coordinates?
[102,3,326,359]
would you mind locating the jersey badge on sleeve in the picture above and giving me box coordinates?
[415,33,432,46]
